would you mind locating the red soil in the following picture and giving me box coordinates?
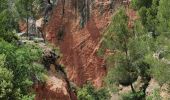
[35,71,77,100]
[45,0,112,87]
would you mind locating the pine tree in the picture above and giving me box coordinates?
[105,8,152,98]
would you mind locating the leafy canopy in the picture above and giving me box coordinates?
[0,39,46,99]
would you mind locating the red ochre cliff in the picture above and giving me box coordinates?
[18,1,137,99]
[45,0,114,87]
[35,0,122,100]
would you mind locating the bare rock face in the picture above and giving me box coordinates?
[44,0,117,87]
[35,72,71,100]
[145,79,170,99]
[146,79,160,96]
[160,84,170,100]
[18,19,27,33]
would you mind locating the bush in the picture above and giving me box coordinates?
[131,0,152,10]
[0,32,18,43]
[138,7,148,26]
[0,54,13,99]
[77,83,110,100]
[121,91,145,100]
[0,39,47,99]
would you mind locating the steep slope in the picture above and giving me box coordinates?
[44,0,116,87]
[34,48,77,100]
[35,71,72,100]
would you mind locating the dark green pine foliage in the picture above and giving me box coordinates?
[105,7,138,91]
[105,7,151,99]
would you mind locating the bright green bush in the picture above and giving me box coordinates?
[0,54,13,99]
[77,83,110,100]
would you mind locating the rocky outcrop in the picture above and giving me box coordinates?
[146,79,170,100]
[160,84,170,100]
[146,79,160,96]
[35,72,71,100]
[35,49,77,100]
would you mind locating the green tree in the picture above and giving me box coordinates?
[105,8,152,99]
[130,0,170,89]
[131,0,152,10]
[157,0,170,37]
[105,7,138,92]
[146,0,159,36]
[0,0,18,42]
[137,0,160,38]
[0,54,13,99]
[0,39,46,99]
[143,0,170,85]
[15,0,42,36]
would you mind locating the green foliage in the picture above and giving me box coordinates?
[97,7,130,56]
[138,7,148,26]
[0,54,13,99]
[104,8,137,88]
[105,7,129,52]
[132,1,170,85]
[146,0,159,34]
[131,0,141,10]
[0,67,13,99]
[135,0,159,37]
[157,0,170,37]
[77,83,110,100]
[131,0,152,10]
[128,36,151,76]
[0,0,8,10]
[142,0,170,85]
[104,7,152,100]
[15,0,38,18]
[104,8,136,85]
[0,1,19,42]
[104,8,151,88]
[0,39,46,99]
[106,52,138,86]
[97,47,105,57]
[145,53,170,85]
[121,91,145,100]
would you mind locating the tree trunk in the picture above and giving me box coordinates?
[124,38,136,93]
[130,83,136,93]
[27,13,29,38]
[26,2,29,38]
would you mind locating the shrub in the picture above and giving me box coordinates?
[121,91,145,100]
[0,39,47,99]
[77,83,110,100]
